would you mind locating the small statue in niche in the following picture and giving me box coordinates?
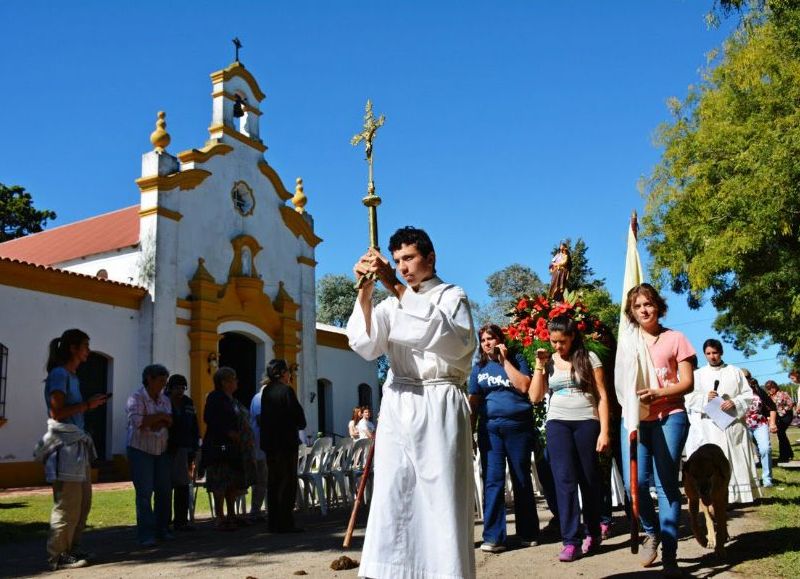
[548,242,571,302]
[241,246,252,277]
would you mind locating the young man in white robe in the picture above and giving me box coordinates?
[686,339,761,504]
[347,226,477,579]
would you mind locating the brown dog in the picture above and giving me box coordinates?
[683,443,731,556]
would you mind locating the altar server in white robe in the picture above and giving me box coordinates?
[687,339,761,504]
[347,226,477,579]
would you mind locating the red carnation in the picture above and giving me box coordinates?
[506,325,520,340]
[577,321,587,332]
[517,298,529,311]
[522,335,533,347]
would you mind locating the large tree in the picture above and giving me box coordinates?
[642,2,800,362]
[0,184,56,242]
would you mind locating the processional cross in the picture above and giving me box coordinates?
[351,99,386,288]
[233,37,242,62]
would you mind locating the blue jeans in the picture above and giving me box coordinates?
[750,423,772,485]
[478,419,539,544]
[545,419,602,546]
[620,413,688,564]
[127,446,171,543]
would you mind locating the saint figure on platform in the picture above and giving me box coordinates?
[548,243,571,302]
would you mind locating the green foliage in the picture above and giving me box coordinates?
[316,273,388,328]
[0,183,56,242]
[642,4,800,364]
[477,264,546,326]
[316,273,390,383]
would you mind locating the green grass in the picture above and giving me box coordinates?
[0,487,215,545]
[735,426,800,578]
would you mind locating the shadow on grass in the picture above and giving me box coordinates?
[0,506,366,577]
[601,525,799,578]
[0,502,28,510]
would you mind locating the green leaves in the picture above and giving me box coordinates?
[643,4,800,364]
[0,183,56,243]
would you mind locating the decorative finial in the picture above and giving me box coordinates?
[149,111,171,152]
[292,177,308,214]
[233,37,242,63]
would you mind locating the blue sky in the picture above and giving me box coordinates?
[1,1,787,382]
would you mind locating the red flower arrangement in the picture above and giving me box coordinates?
[503,290,612,367]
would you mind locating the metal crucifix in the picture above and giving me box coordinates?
[233,37,242,62]
[351,99,386,289]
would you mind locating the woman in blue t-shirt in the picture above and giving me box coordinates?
[530,316,610,563]
[468,324,539,553]
[43,329,109,571]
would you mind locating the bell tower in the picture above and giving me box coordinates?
[208,58,267,153]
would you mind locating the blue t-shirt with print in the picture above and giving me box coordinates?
[44,366,84,430]
[468,353,533,422]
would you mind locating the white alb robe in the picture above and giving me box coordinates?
[687,364,762,504]
[347,276,477,579]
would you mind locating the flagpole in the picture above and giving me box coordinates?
[628,211,640,554]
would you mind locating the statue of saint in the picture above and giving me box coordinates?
[548,242,571,302]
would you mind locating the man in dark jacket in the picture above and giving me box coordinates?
[260,359,307,533]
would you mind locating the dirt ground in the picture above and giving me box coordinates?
[0,494,772,579]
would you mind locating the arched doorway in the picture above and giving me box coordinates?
[77,352,110,459]
[317,378,333,436]
[219,332,258,408]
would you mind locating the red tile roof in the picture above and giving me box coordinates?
[0,205,140,266]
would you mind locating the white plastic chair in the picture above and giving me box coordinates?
[347,438,373,505]
[300,437,333,515]
[326,438,354,507]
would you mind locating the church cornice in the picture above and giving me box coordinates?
[136,169,212,193]
[210,62,266,102]
[177,143,234,164]
[208,124,267,153]
[257,160,293,201]
[279,206,323,248]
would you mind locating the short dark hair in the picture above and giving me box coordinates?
[764,380,779,391]
[624,283,668,325]
[388,226,435,257]
[166,374,188,393]
[266,359,289,383]
[142,364,169,386]
[702,339,723,353]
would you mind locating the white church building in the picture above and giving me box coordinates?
[0,59,376,487]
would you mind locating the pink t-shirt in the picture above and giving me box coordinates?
[643,329,696,421]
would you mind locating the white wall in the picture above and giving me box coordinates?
[315,343,378,438]
[58,249,140,285]
[0,285,140,462]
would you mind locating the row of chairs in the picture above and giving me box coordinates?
[297,436,374,515]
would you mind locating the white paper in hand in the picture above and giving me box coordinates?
[704,396,737,431]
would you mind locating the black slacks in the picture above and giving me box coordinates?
[266,449,299,531]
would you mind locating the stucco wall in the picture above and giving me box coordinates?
[0,285,140,463]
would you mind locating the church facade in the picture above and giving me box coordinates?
[0,60,376,487]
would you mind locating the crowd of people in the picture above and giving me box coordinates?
[38,329,308,570]
[36,225,799,578]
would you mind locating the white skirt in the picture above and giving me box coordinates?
[359,380,475,579]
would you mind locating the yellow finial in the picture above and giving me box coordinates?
[150,111,171,152]
[292,177,308,214]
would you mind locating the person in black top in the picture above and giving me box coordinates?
[165,374,199,531]
[260,359,307,533]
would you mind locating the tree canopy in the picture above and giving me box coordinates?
[642,3,800,363]
[316,273,389,327]
[0,184,56,242]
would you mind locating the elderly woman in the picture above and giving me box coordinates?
[165,374,199,531]
[126,364,173,546]
[203,367,245,530]
[765,380,795,463]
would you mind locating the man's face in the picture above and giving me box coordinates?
[392,243,435,289]
[704,346,723,367]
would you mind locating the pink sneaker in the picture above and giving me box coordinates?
[600,522,611,540]
[559,544,580,562]
[581,535,601,555]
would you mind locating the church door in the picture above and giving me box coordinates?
[77,353,109,460]
[219,332,257,409]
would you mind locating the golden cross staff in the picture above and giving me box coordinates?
[351,99,386,289]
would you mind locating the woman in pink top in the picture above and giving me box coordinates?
[619,284,695,578]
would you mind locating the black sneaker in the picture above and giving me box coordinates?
[51,553,89,571]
